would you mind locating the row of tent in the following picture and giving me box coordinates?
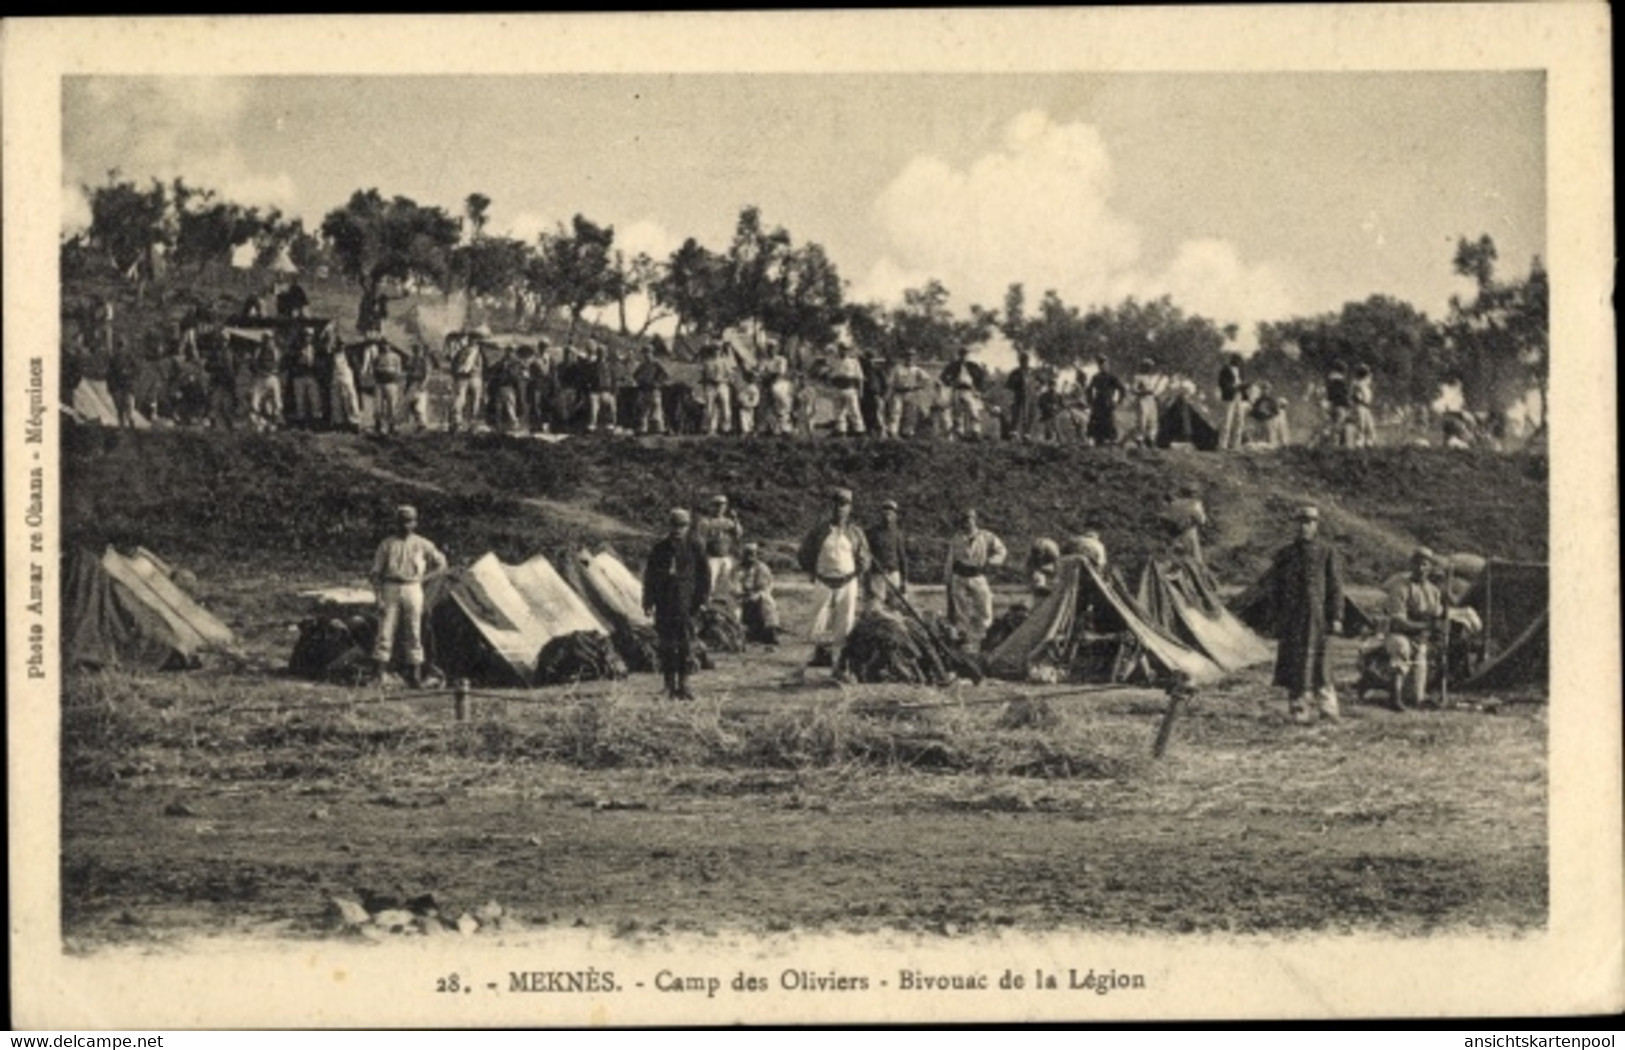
[292,549,662,686]
[983,550,1548,693]
[984,553,1271,686]
[65,541,1547,695]
[64,544,658,685]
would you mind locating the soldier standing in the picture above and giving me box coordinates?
[632,344,670,435]
[939,346,987,440]
[944,508,1008,650]
[641,508,711,700]
[797,487,873,669]
[695,495,744,595]
[866,498,909,605]
[369,505,448,688]
[1085,355,1125,446]
[1269,505,1345,724]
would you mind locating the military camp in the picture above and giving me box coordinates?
[46,62,1574,961]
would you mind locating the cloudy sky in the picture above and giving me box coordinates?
[62,73,1544,343]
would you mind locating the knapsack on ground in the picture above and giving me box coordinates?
[534,631,627,685]
[697,602,745,654]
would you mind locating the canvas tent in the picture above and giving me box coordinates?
[66,378,150,428]
[1156,395,1220,451]
[559,548,664,672]
[562,548,652,630]
[428,553,607,686]
[986,555,1224,685]
[1136,558,1273,672]
[1456,560,1547,692]
[64,547,236,670]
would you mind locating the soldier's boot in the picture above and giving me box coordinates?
[405,663,423,689]
[1287,696,1313,725]
[675,673,695,701]
[1389,673,1409,712]
[661,670,677,699]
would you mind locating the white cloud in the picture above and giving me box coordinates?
[615,218,679,262]
[63,78,297,234]
[1146,239,1294,346]
[862,109,1295,340]
[854,255,935,306]
[501,210,553,245]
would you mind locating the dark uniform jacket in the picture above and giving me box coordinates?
[867,521,909,582]
[1269,536,1345,692]
[939,358,987,392]
[641,532,711,639]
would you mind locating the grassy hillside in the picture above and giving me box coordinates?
[62,425,1547,589]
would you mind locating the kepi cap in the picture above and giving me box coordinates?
[830,487,854,504]
[669,507,691,526]
[1296,505,1320,522]
[395,504,418,524]
[881,499,899,512]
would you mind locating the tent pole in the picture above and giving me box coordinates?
[1151,677,1197,758]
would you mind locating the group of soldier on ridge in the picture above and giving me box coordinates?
[71,279,1431,450]
[373,487,1454,722]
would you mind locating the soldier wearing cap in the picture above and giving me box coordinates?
[699,342,735,435]
[732,542,780,646]
[1129,357,1165,448]
[369,505,448,687]
[885,350,930,438]
[758,341,794,434]
[585,341,621,432]
[1268,505,1346,723]
[944,508,1008,650]
[642,508,711,700]
[447,328,485,432]
[797,487,873,668]
[938,345,988,440]
[866,498,910,604]
[632,343,670,435]
[695,494,744,595]
[829,343,867,436]
[1382,546,1445,711]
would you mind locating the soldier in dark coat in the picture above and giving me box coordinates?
[1270,505,1346,723]
[641,507,712,700]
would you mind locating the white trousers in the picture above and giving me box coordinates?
[702,383,732,434]
[948,573,995,642]
[811,576,861,650]
[374,582,426,665]
[833,388,865,434]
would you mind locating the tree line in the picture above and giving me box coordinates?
[64,173,1547,419]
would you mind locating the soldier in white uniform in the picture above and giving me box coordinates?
[797,487,873,668]
[369,505,448,687]
[944,508,1008,650]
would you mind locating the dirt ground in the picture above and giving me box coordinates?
[60,584,1547,950]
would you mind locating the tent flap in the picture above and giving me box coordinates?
[987,556,1223,685]
[1458,560,1548,692]
[1136,559,1273,672]
[431,553,608,686]
[64,548,234,670]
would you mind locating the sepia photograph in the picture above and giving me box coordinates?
[6,9,1618,1028]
